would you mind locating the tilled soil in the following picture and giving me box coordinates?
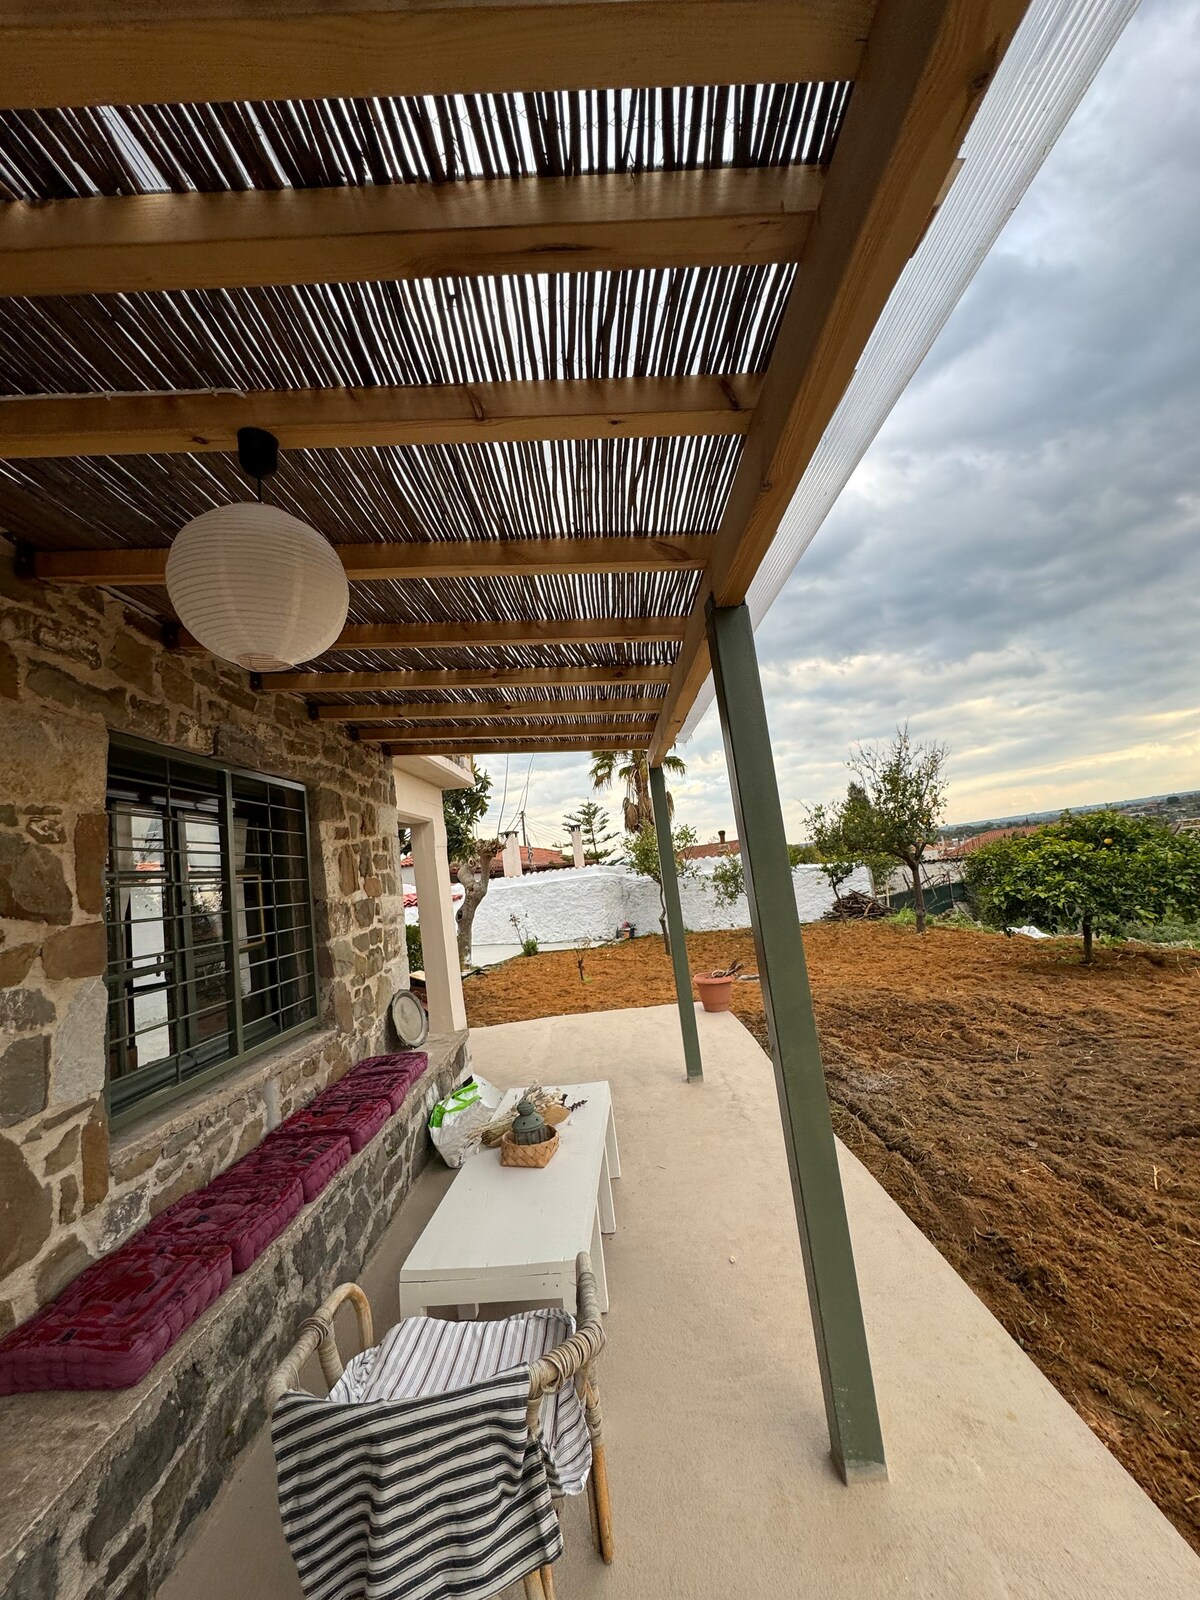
[464,922,1200,1550]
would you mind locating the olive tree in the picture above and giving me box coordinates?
[624,820,698,944]
[840,730,949,932]
[804,799,860,901]
[966,810,1200,964]
[442,766,496,965]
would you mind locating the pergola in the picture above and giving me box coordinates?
[0,0,1029,1485]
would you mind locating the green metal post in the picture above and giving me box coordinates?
[650,763,703,1082]
[706,599,886,1482]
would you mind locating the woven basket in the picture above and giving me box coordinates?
[500,1128,560,1169]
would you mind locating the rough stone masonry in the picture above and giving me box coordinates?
[0,538,410,1330]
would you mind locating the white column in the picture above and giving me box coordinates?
[502,832,522,877]
[569,825,585,868]
[409,810,467,1035]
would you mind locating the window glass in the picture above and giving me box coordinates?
[104,742,317,1121]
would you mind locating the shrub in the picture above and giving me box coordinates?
[520,935,540,957]
[405,921,424,974]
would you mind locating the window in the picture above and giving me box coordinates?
[104,739,317,1123]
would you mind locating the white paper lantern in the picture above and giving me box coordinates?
[165,502,349,672]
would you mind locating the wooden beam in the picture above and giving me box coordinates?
[0,167,823,300]
[315,696,664,722]
[0,2,873,112]
[178,616,687,653]
[357,719,655,743]
[368,737,652,755]
[32,535,713,587]
[0,374,761,460]
[259,665,673,693]
[649,0,1028,762]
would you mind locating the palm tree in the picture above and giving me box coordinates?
[589,749,686,834]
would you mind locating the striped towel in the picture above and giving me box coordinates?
[272,1312,589,1600]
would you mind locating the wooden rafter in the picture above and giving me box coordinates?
[258,665,673,693]
[314,697,664,722]
[0,375,760,460]
[362,735,653,753]
[356,718,654,741]
[649,0,1029,762]
[34,536,712,587]
[0,167,822,300]
[178,617,688,653]
[0,2,873,111]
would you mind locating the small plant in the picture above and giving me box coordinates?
[508,911,540,957]
[888,907,917,928]
[405,921,424,973]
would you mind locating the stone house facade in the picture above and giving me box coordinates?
[0,537,468,1333]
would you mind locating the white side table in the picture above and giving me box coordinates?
[398,1081,620,1319]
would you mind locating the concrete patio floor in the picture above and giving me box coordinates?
[161,1005,1200,1600]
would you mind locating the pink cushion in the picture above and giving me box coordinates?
[0,1242,232,1394]
[145,1173,304,1273]
[285,1095,391,1153]
[343,1051,428,1112]
[237,1131,353,1201]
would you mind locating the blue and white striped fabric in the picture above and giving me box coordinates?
[272,1310,589,1600]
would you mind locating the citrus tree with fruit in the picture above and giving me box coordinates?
[965,810,1200,963]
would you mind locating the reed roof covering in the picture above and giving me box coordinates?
[0,0,1028,758]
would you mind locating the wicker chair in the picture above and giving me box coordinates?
[266,1251,613,1599]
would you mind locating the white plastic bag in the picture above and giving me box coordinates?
[429,1076,502,1168]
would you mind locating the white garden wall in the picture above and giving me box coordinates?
[469,861,871,964]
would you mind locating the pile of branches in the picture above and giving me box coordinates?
[823,889,890,922]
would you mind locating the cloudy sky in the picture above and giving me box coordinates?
[483,0,1200,851]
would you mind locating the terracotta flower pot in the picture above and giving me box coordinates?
[694,972,735,1013]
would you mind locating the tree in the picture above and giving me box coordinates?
[839,728,949,933]
[589,748,686,834]
[804,800,860,901]
[966,810,1200,964]
[562,800,619,864]
[442,766,497,965]
[706,841,812,909]
[624,820,698,943]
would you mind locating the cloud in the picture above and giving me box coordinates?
[518,0,1200,843]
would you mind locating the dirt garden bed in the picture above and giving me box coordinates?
[464,922,1200,1551]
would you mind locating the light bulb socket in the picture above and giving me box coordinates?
[237,427,279,483]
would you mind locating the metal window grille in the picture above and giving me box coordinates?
[104,738,317,1124]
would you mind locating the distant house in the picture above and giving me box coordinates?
[938,824,1042,861]
[400,844,569,884]
[681,829,740,861]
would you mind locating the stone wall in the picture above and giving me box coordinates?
[0,1038,467,1600]
[0,540,410,1329]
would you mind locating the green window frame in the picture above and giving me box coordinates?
[104,736,318,1127]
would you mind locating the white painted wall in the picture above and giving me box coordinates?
[470,861,871,965]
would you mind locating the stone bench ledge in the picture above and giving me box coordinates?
[0,1029,468,1600]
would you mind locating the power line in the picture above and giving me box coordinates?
[493,754,511,839]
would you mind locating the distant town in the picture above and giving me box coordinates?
[940,790,1200,842]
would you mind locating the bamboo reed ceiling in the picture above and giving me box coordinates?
[0,0,1027,752]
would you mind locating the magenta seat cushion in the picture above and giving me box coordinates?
[145,1173,304,1273]
[239,1131,353,1202]
[0,1242,232,1394]
[286,1094,391,1152]
[343,1051,428,1112]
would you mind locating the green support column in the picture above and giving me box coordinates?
[706,599,886,1482]
[650,762,703,1082]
